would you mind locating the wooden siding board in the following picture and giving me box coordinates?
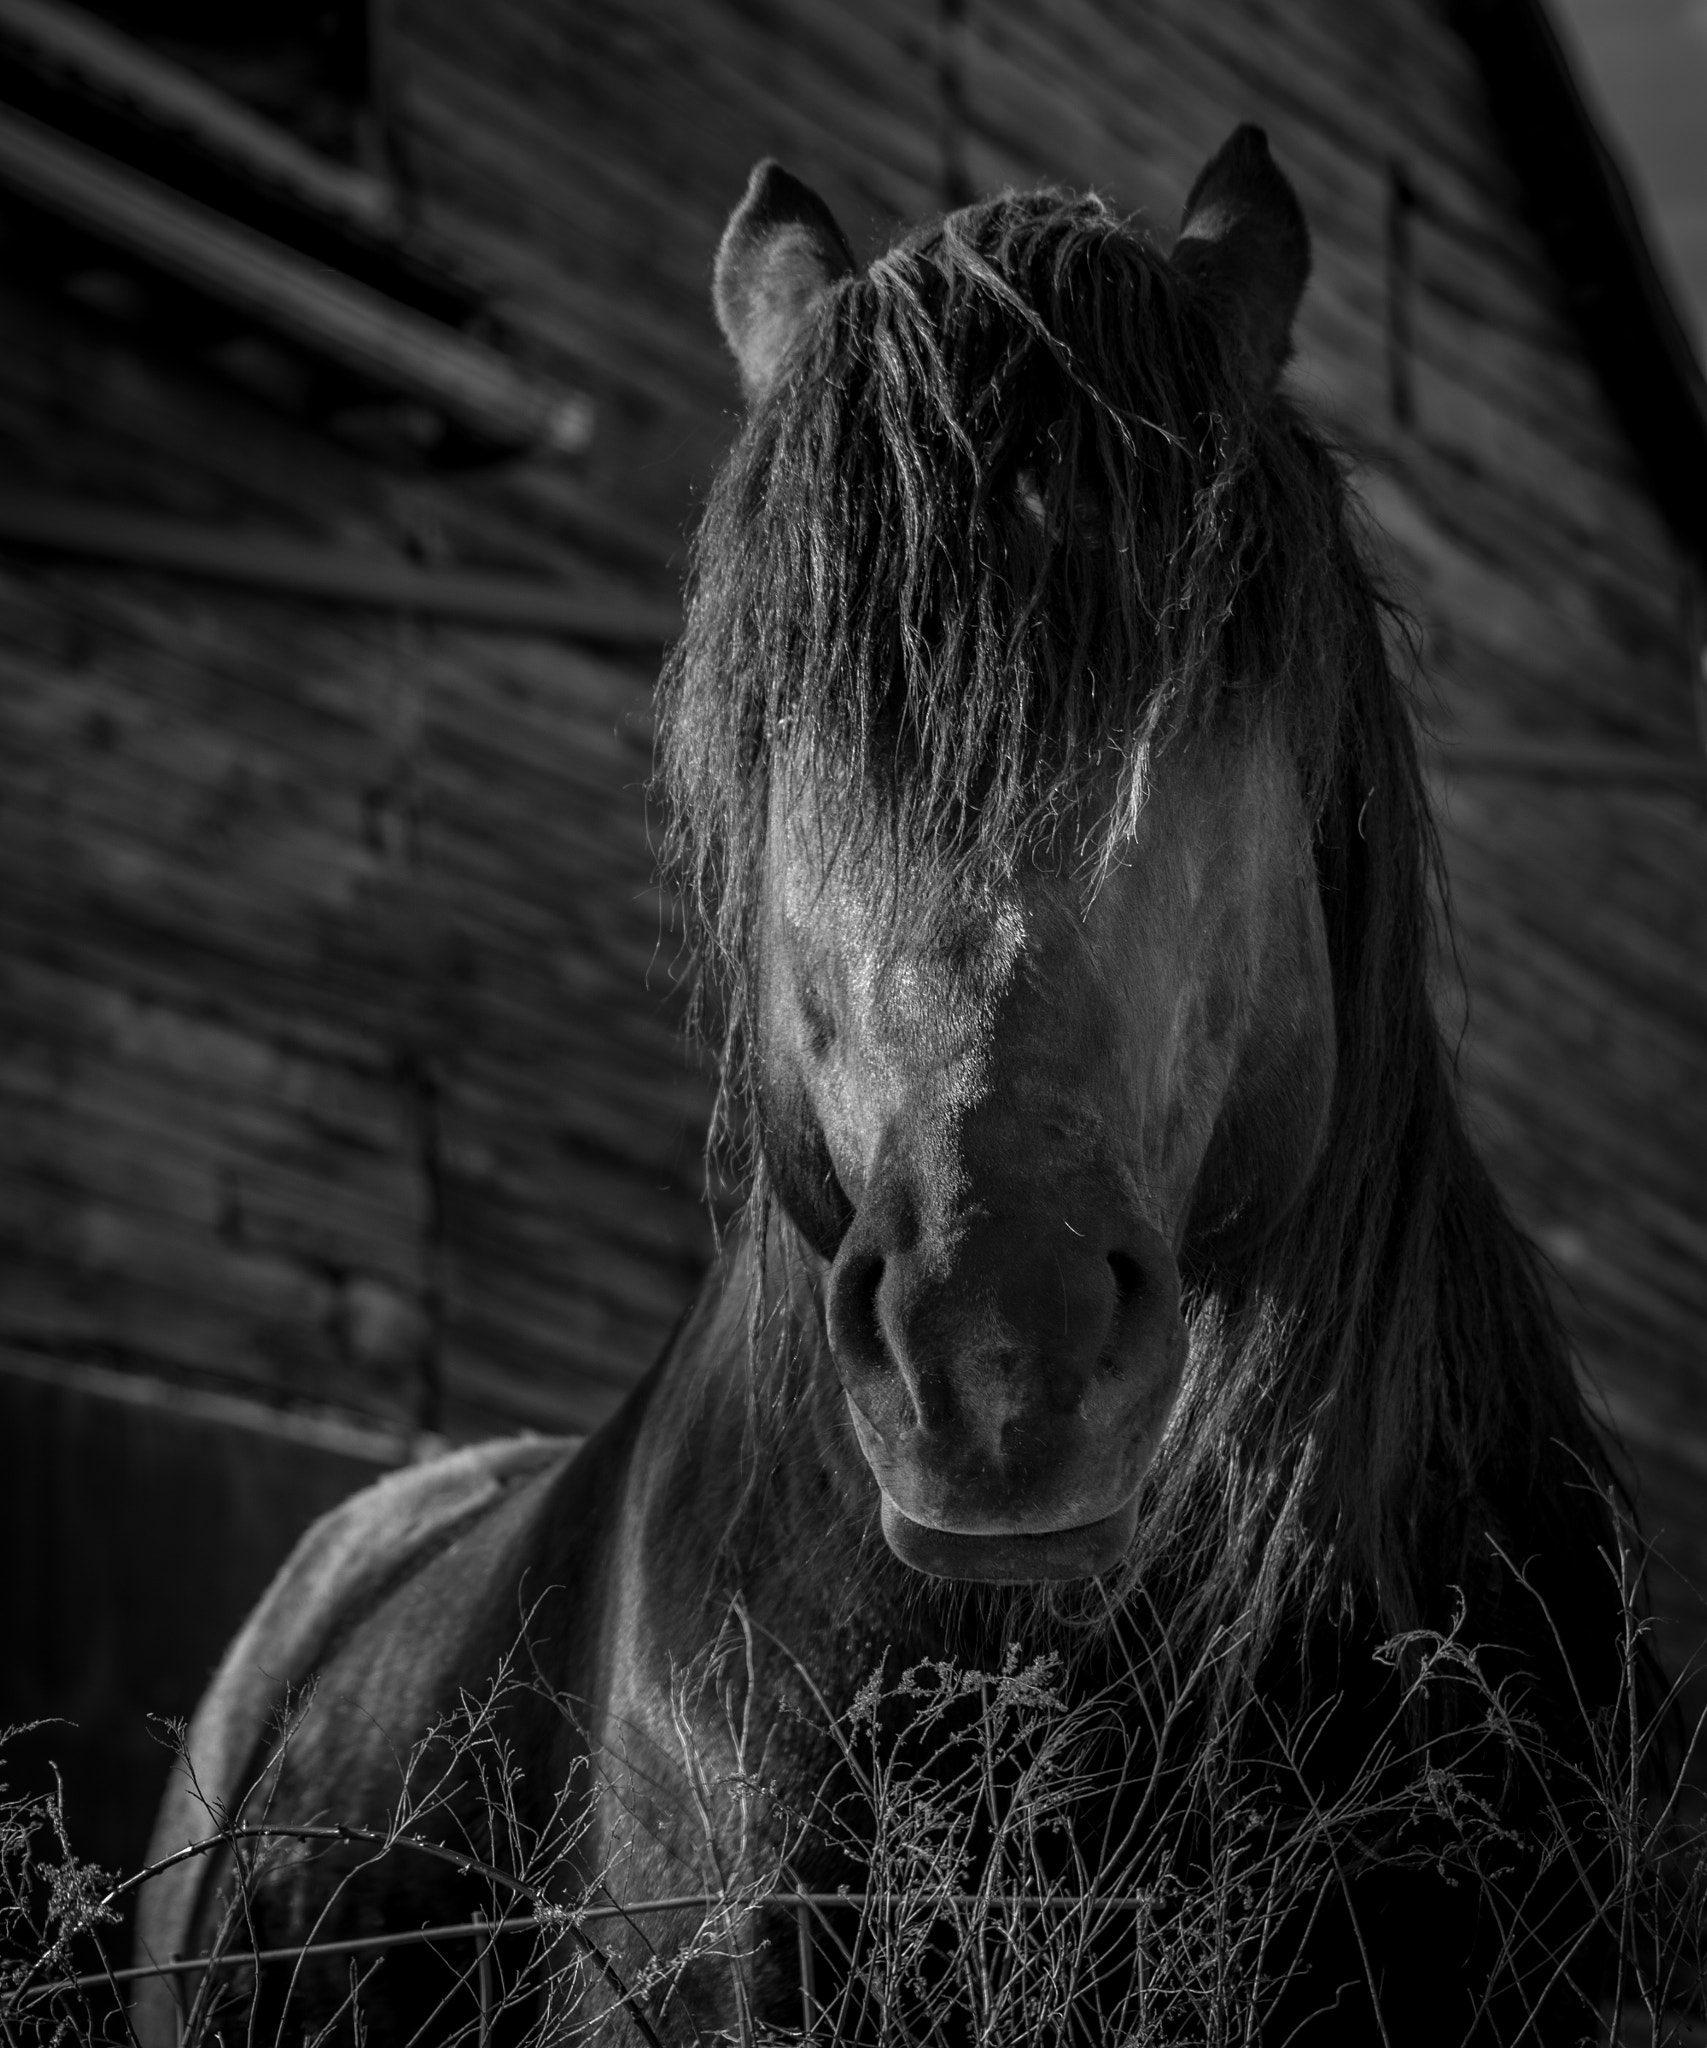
[1359,473,1695,753]
[1388,467,1686,697]
[0,993,418,1227]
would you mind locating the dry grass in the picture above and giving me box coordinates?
[3,1530,1704,2046]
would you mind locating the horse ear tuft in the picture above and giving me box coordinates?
[1172,126,1311,387]
[714,160,857,406]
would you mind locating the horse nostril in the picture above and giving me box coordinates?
[828,1244,888,1377]
[1108,1249,1144,1307]
[1101,1235,1183,1386]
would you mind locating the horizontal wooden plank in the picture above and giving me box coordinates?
[0,488,681,638]
[1358,471,1695,750]
[1429,738,1707,793]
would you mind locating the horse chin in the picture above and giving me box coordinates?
[878,1493,1140,1583]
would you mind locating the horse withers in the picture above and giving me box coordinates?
[134,130,1632,2045]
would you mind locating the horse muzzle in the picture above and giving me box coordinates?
[826,1200,1185,1583]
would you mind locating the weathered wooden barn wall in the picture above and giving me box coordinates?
[2,0,1704,1863]
[0,253,717,1444]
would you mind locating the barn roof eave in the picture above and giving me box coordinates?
[1452,0,1707,572]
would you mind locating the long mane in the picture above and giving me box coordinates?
[658,189,1611,1671]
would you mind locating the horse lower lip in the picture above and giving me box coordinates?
[878,1495,1139,1583]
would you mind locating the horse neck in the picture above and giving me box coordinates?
[635,1217,901,1641]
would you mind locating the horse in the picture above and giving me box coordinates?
[133,129,1635,2046]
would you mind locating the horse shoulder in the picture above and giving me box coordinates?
[131,1436,577,2027]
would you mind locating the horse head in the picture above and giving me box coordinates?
[671,134,1352,1584]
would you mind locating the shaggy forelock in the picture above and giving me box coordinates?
[661,188,1372,1109]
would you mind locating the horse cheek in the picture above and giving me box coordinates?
[1184,974,1337,1262]
[756,1058,853,1259]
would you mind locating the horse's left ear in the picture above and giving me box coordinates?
[1172,126,1311,386]
[714,160,857,406]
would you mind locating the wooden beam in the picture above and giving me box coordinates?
[0,488,680,643]
[0,0,398,236]
[1451,0,1707,569]
[1426,737,1707,794]
[0,1342,414,1464]
[0,104,593,454]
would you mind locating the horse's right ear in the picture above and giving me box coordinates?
[714,160,856,406]
[1172,126,1310,387]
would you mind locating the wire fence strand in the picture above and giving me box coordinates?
[12,1890,1163,2007]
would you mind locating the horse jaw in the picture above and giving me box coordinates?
[757,730,1336,1585]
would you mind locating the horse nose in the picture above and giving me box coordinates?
[825,1194,1180,1454]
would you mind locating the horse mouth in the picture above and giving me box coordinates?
[878,1494,1139,1583]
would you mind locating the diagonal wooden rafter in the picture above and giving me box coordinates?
[0,0,399,236]
[0,102,593,454]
